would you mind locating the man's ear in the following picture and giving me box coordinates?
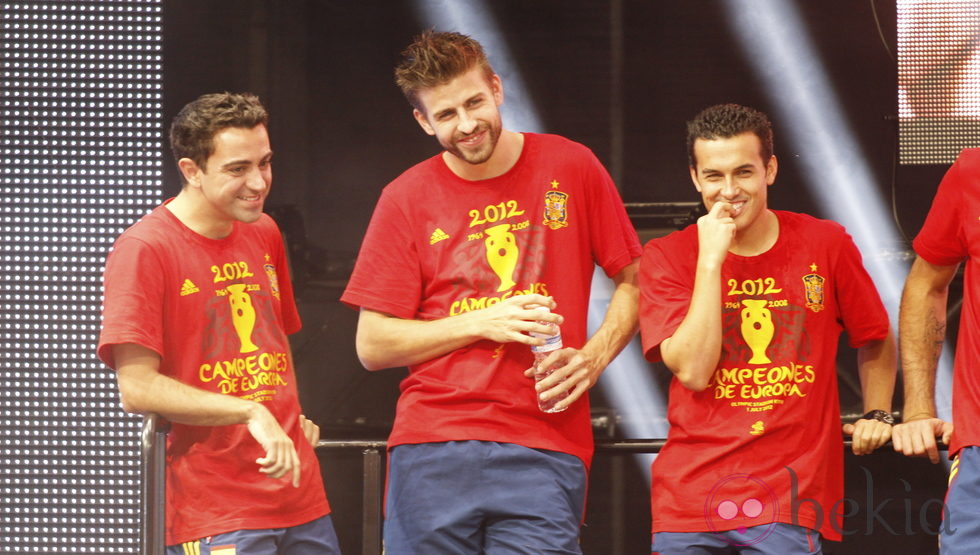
[178,157,202,187]
[689,166,703,192]
[489,73,504,106]
[413,109,435,136]
[765,155,778,186]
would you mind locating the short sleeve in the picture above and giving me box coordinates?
[341,188,423,319]
[832,231,890,348]
[97,236,167,369]
[583,151,642,277]
[913,151,970,266]
[638,234,695,362]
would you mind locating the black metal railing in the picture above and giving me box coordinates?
[139,417,944,555]
[140,414,169,555]
[316,440,387,555]
[139,425,669,555]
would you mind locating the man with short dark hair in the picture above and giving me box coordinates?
[342,31,641,552]
[98,92,340,553]
[639,103,896,553]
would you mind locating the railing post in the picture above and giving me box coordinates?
[141,413,169,555]
[361,446,383,555]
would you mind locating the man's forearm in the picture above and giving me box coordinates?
[355,309,487,370]
[660,258,724,391]
[899,297,945,419]
[115,343,303,483]
[355,294,562,371]
[857,334,897,412]
[580,262,640,370]
[119,363,263,427]
[899,257,956,419]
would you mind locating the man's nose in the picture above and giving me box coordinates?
[457,110,478,134]
[246,168,268,191]
[720,177,738,198]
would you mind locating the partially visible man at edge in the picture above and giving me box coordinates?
[892,148,979,553]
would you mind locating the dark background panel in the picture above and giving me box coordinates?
[163,0,940,253]
[162,1,953,553]
[162,0,939,436]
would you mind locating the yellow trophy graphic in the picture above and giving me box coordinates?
[227,283,259,353]
[740,299,773,364]
[484,223,518,292]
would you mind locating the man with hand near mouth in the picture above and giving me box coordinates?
[98,92,340,553]
[342,30,641,553]
[638,103,896,554]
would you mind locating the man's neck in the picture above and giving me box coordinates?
[164,190,233,239]
[729,209,779,257]
[443,130,524,181]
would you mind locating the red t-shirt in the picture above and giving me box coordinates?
[639,211,888,542]
[341,133,641,466]
[97,204,329,544]
[914,148,980,457]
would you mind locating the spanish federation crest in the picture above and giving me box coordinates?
[543,182,569,230]
[802,270,825,313]
[264,263,281,300]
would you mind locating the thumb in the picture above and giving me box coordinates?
[942,423,954,445]
[842,423,855,435]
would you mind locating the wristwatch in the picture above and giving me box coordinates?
[860,409,895,425]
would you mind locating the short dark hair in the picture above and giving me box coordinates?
[394,30,495,113]
[169,92,268,178]
[687,103,773,167]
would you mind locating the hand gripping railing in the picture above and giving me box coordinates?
[141,413,169,555]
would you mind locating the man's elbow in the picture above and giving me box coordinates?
[662,348,713,391]
[676,371,711,392]
[354,338,391,371]
[666,357,713,391]
[117,384,148,415]
[115,372,155,415]
[355,310,404,371]
[357,354,387,372]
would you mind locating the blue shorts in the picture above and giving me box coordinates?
[384,440,587,554]
[166,514,340,555]
[652,523,821,554]
[941,445,980,554]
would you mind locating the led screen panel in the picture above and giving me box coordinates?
[1,1,162,551]
[899,0,980,164]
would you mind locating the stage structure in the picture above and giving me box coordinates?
[0,1,162,551]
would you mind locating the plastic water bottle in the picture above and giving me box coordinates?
[530,307,569,413]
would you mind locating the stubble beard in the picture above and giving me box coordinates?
[448,120,501,165]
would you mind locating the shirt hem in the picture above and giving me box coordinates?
[166,505,330,546]
[388,435,593,470]
[652,513,839,542]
